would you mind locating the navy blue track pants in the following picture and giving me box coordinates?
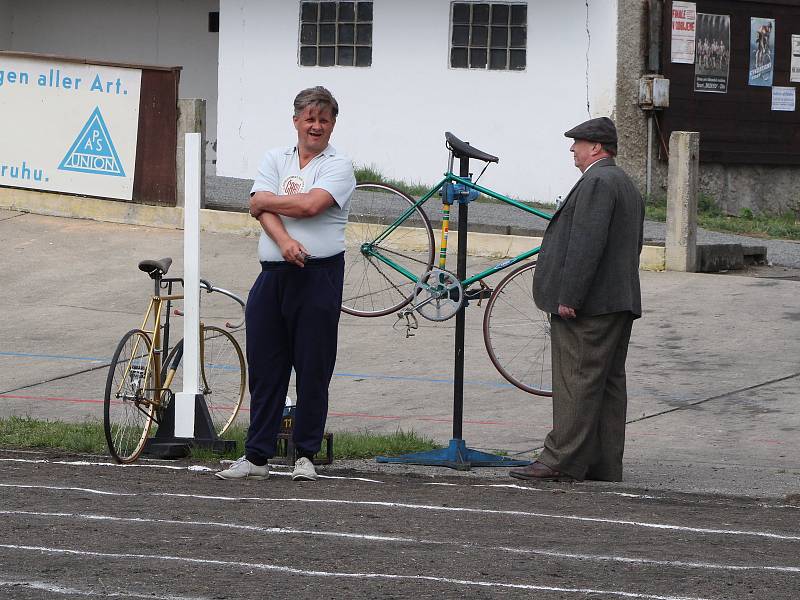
[244,252,343,463]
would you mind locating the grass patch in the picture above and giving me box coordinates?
[355,163,554,212]
[0,416,441,462]
[355,164,432,199]
[0,416,107,454]
[645,194,800,241]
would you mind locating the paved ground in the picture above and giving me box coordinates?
[207,175,800,267]
[1,207,800,598]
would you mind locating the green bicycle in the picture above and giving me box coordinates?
[342,132,554,396]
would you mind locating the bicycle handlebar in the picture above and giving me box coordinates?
[206,283,246,330]
[172,279,246,330]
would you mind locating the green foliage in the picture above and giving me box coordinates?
[698,193,722,216]
[0,417,442,462]
[354,163,551,209]
[0,416,107,453]
[191,423,440,461]
[354,164,432,199]
[644,193,667,222]
[644,192,800,240]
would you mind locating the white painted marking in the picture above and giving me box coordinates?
[0,510,416,543]
[0,578,212,599]
[0,457,214,471]
[0,483,136,496]
[2,509,799,574]
[424,481,662,499]
[3,479,797,542]
[0,544,715,600]
[0,457,380,481]
[158,493,800,542]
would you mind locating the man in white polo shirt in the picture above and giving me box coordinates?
[216,86,355,482]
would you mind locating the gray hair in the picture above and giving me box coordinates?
[293,86,339,118]
[601,143,618,157]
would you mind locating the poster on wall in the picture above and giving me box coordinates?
[0,54,141,200]
[748,18,775,87]
[772,87,796,112]
[694,14,730,93]
[791,35,800,83]
[671,2,697,63]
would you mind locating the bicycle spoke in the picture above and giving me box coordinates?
[343,183,435,317]
[484,263,552,396]
[104,330,155,463]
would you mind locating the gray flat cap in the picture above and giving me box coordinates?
[564,117,617,144]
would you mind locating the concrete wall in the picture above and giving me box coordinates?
[3,0,220,170]
[0,0,11,49]
[615,0,800,216]
[217,0,618,204]
[614,0,650,196]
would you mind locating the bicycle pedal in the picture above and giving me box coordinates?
[464,287,493,301]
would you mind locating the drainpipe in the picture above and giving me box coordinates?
[645,0,663,199]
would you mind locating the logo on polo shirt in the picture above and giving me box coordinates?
[282,175,305,195]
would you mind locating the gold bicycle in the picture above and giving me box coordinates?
[103,257,246,463]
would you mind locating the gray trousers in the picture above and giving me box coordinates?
[538,311,634,481]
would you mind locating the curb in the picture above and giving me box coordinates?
[0,188,666,270]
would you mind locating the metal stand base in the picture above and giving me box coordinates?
[376,438,531,471]
[143,393,235,459]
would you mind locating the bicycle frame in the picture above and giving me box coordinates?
[112,278,183,419]
[364,172,552,290]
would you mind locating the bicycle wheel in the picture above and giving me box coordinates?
[343,182,435,317]
[104,329,156,463]
[162,325,246,436]
[483,262,553,396]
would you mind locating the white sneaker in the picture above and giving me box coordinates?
[291,457,318,481]
[215,456,269,480]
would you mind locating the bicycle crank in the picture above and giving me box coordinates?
[412,268,464,321]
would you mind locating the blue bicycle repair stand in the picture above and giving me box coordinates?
[377,152,530,471]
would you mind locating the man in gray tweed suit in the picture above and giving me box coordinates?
[510,117,644,482]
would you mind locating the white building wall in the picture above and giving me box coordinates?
[3,0,220,168]
[218,0,617,203]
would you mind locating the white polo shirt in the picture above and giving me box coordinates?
[251,144,356,261]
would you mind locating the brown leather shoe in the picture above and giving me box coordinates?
[509,461,570,481]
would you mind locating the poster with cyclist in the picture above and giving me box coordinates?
[694,13,730,93]
[748,17,775,87]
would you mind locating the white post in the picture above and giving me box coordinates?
[175,133,202,437]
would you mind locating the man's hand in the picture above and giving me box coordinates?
[558,304,577,319]
[279,238,311,267]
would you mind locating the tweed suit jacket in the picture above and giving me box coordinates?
[533,158,644,317]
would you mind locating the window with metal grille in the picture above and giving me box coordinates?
[450,2,527,70]
[299,1,373,67]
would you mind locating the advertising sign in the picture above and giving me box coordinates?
[748,18,775,87]
[772,87,796,112]
[791,35,800,84]
[0,55,141,200]
[694,14,730,93]
[671,2,697,64]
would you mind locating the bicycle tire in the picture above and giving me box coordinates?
[342,182,435,317]
[483,262,553,396]
[104,329,156,463]
[161,325,246,436]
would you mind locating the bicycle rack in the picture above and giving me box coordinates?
[377,151,531,470]
[143,394,236,459]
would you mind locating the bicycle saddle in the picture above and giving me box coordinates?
[445,132,499,163]
[138,257,173,279]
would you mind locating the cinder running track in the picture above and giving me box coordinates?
[1,449,799,599]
